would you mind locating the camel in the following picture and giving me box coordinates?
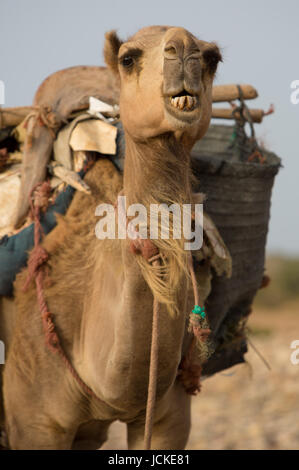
[0,25,222,449]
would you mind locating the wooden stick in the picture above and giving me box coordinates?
[212,107,264,123]
[212,84,258,103]
[49,162,91,194]
[0,83,259,130]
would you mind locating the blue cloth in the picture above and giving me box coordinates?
[0,124,124,297]
[0,184,76,296]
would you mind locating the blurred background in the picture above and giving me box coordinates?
[1,0,298,450]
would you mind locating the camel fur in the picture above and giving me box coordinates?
[0,25,223,449]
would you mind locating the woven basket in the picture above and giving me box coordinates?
[191,124,281,375]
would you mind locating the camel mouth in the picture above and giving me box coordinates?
[168,90,199,112]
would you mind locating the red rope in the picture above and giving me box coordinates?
[23,182,104,403]
[143,257,160,450]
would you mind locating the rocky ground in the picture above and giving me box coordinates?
[102,301,299,450]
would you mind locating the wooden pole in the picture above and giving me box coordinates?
[212,84,258,103]
[212,107,264,123]
[0,84,259,130]
[48,162,91,194]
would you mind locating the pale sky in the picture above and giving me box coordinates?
[1,0,298,255]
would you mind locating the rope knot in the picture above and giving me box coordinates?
[31,181,52,213]
[188,311,212,349]
[23,105,62,146]
[42,311,60,353]
[192,325,211,342]
[22,245,49,292]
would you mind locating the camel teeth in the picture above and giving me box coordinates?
[170,97,178,108]
[178,96,186,109]
[170,95,196,110]
[186,95,194,110]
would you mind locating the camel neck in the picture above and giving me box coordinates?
[79,135,193,413]
[104,133,192,410]
[123,132,192,208]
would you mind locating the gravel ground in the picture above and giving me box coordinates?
[102,302,299,450]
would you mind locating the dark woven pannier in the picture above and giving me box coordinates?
[191,124,281,376]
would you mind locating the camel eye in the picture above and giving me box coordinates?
[121,56,134,68]
[119,48,142,70]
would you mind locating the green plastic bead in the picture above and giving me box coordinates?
[192,305,205,316]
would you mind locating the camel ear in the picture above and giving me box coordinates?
[202,43,223,75]
[104,30,123,74]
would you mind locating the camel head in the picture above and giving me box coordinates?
[104,25,222,143]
